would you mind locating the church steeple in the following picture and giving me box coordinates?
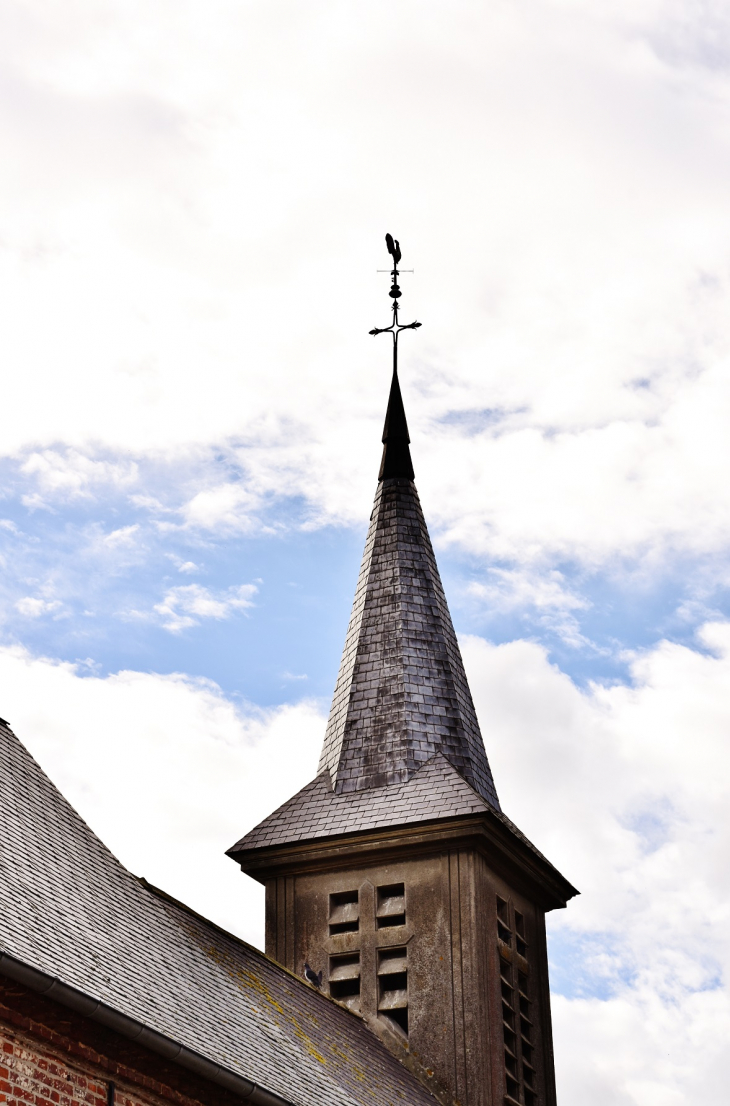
[228,237,577,1106]
[316,233,499,806]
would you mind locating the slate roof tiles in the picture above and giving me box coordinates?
[318,477,501,810]
[229,753,554,878]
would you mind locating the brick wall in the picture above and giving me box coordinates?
[0,1018,198,1106]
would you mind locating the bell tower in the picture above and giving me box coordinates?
[227,238,577,1106]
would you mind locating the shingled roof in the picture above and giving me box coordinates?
[227,749,570,894]
[230,754,484,853]
[0,718,438,1106]
[318,368,500,809]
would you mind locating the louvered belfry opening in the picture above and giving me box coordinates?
[497,895,539,1106]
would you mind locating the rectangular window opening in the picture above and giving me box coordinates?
[330,977,360,1005]
[329,889,359,935]
[382,1007,408,1037]
[377,882,406,929]
[496,895,510,924]
[329,952,361,1011]
[505,1074,520,1100]
[378,913,406,929]
[378,947,408,975]
[497,920,512,945]
[502,1024,516,1053]
[524,1091,537,1106]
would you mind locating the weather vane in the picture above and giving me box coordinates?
[369,233,421,373]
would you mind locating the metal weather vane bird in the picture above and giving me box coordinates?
[370,233,421,374]
[385,233,401,266]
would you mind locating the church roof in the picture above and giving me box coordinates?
[318,371,500,809]
[0,718,438,1106]
[230,754,487,852]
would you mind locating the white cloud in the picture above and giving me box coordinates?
[164,554,202,574]
[0,645,325,950]
[180,482,265,533]
[467,568,591,644]
[102,523,140,547]
[20,449,138,501]
[152,581,257,632]
[468,569,587,614]
[15,596,63,618]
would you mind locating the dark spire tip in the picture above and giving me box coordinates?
[379,368,414,481]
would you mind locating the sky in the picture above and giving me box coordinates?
[1,0,729,1102]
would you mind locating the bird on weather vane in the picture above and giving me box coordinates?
[370,233,421,374]
[385,233,401,266]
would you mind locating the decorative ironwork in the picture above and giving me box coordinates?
[369,233,422,373]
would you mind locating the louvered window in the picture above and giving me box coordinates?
[376,882,405,928]
[329,952,361,1010]
[497,895,536,1105]
[378,946,408,1037]
[329,889,359,934]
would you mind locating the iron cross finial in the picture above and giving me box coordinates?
[369,233,422,373]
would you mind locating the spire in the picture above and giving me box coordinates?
[318,238,500,807]
[378,368,414,480]
[318,471,501,809]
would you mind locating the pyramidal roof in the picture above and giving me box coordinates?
[318,367,500,809]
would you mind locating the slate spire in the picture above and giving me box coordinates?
[318,382,501,810]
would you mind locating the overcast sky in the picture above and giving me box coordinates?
[2,2,729,1103]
